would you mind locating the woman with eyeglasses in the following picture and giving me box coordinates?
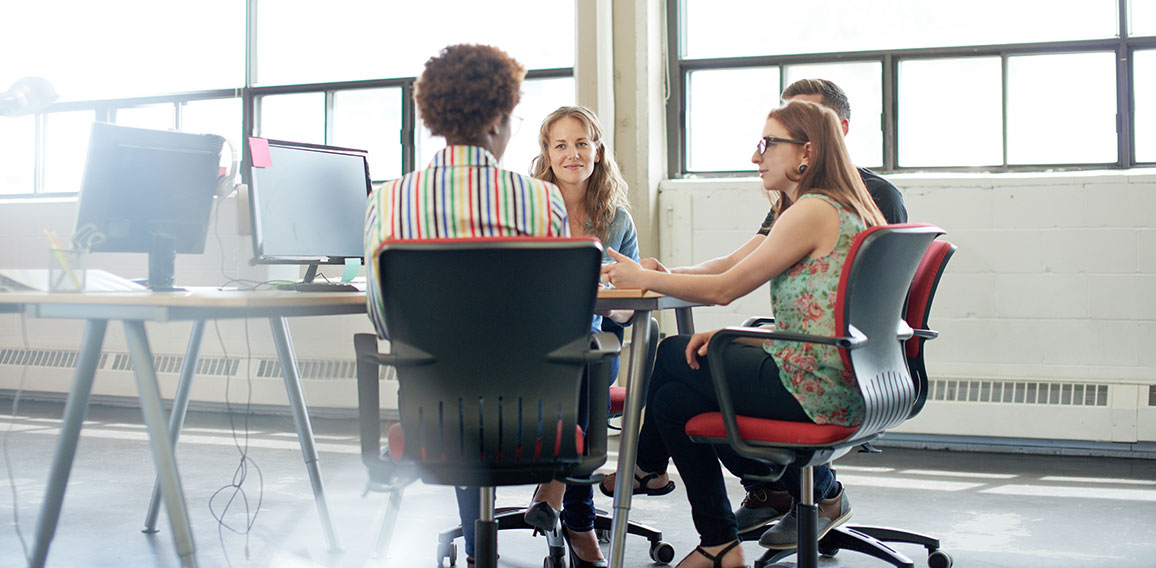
[600,100,885,568]
[519,105,638,568]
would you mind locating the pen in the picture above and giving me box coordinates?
[44,229,82,290]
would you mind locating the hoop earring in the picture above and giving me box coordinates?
[798,164,808,174]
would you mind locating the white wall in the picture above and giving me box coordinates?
[657,170,1156,443]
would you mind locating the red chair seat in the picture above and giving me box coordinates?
[685,412,858,446]
[609,386,626,415]
[388,422,585,461]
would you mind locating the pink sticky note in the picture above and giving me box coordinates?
[249,137,272,168]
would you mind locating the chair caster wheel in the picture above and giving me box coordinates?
[543,555,565,568]
[437,541,457,566]
[928,549,953,568]
[650,541,676,565]
[596,528,610,543]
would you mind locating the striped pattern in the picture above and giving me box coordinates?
[364,145,569,337]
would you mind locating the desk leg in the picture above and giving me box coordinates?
[29,319,107,568]
[143,320,206,533]
[268,317,340,551]
[124,321,198,568]
[607,312,654,568]
[674,307,695,335]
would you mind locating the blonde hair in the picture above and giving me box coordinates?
[768,100,886,227]
[530,106,629,241]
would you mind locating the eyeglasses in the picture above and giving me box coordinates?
[756,135,806,155]
[509,114,524,136]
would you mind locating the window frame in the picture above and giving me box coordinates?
[666,0,1156,178]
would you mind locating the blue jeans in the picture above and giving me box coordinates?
[644,335,840,546]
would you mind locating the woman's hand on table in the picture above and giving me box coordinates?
[601,248,645,289]
[685,328,721,370]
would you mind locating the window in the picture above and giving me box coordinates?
[1137,50,1156,162]
[683,0,1118,58]
[0,116,35,196]
[3,1,575,195]
[1006,52,1117,165]
[255,0,573,86]
[0,1,244,101]
[899,58,1002,167]
[673,0,1155,174]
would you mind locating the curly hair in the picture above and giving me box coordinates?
[414,44,525,141]
[529,106,629,242]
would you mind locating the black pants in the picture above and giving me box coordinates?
[641,334,839,545]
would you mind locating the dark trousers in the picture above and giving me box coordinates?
[643,335,839,546]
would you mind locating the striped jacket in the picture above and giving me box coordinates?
[363,145,569,336]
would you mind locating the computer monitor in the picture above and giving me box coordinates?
[243,138,372,284]
[74,122,226,290]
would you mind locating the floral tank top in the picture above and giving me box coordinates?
[763,194,865,426]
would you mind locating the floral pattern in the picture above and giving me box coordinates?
[762,194,865,426]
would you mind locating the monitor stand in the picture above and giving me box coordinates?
[279,262,358,292]
[147,234,181,291]
[301,262,320,284]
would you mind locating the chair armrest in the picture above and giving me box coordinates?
[586,330,621,361]
[714,325,865,350]
[912,327,938,340]
[354,333,392,475]
[740,316,776,328]
[568,331,619,479]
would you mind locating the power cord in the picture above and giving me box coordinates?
[2,315,32,563]
[207,318,263,566]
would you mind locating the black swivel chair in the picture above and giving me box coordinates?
[685,224,954,568]
[355,236,618,568]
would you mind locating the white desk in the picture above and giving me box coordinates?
[0,289,365,568]
[595,289,697,568]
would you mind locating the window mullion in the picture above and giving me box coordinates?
[882,54,896,171]
[1001,54,1009,168]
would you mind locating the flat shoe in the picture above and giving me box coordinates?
[598,471,676,497]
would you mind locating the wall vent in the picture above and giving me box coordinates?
[1149,385,1156,407]
[253,358,357,380]
[930,379,1109,407]
[0,347,108,370]
[0,347,361,381]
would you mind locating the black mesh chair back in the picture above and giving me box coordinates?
[379,236,603,487]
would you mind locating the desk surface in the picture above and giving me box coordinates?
[0,288,368,321]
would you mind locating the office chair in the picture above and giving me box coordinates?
[354,237,618,568]
[684,224,954,568]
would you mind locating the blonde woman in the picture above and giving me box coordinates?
[521,105,638,568]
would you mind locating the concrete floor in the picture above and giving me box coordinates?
[2,399,1155,568]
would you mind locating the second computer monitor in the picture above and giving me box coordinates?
[245,139,372,281]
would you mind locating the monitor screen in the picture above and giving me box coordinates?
[245,139,372,267]
[74,122,225,256]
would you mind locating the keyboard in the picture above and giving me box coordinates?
[277,282,360,292]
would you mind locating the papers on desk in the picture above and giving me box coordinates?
[0,269,146,292]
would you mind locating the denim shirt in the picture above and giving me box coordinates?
[592,207,639,331]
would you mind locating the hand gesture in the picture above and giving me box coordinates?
[601,248,645,289]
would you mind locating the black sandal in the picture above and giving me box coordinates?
[598,471,676,497]
[692,540,742,568]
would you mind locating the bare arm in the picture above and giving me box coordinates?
[603,198,839,306]
[645,233,766,275]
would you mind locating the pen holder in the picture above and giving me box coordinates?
[49,248,86,292]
